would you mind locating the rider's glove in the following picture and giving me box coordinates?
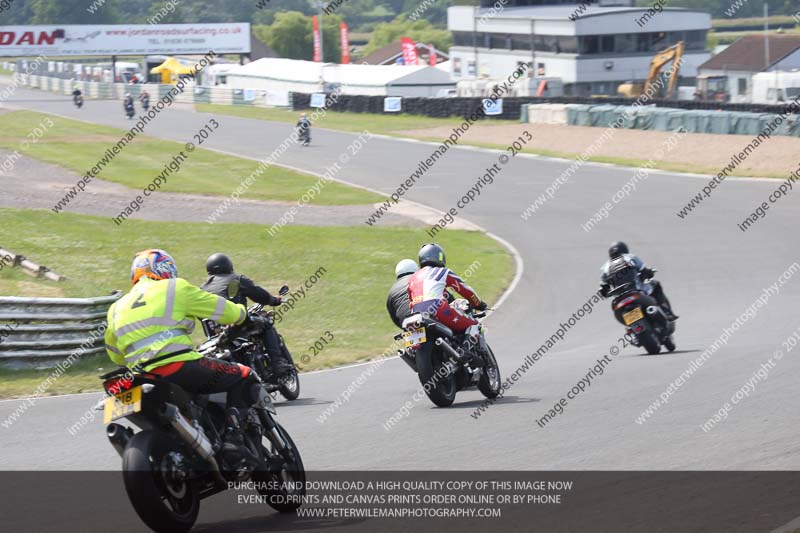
[599,284,610,297]
[242,313,264,333]
[475,301,488,311]
[641,267,656,280]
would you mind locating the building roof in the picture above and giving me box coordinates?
[361,40,448,66]
[699,35,800,72]
[479,5,708,21]
[227,58,453,87]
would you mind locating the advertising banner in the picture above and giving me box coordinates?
[0,24,251,57]
[312,16,321,62]
[384,97,402,113]
[340,22,350,64]
[400,37,418,66]
[310,93,327,108]
[482,98,503,116]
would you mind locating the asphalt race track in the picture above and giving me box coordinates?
[2,86,799,481]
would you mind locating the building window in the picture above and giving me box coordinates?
[738,78,747,95]
[511,34,532,51]
[452,32,471,47]
[558,36,578,54]
[615,34,637,54]
[581,36,599,54]
[601,35,615,53]
[489,33,509,49]
[652,32,667,50]
[685,30,706,50]
[636,33,653,52]
[452,29,706,55]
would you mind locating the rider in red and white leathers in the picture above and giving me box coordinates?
[407,243,487,333]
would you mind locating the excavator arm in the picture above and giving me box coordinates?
[642,41,684,98]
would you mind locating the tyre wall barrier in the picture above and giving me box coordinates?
[560,104,800,137]
[290,92,800,122]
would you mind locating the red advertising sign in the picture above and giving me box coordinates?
[400,37,419,66]
[340,22,350,64]
[312,16,321,62]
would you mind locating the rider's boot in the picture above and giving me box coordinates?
[222,407,260,469]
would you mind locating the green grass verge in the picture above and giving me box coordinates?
[195,103,517,135]
[0,67,13,76]
[0,110,384,206]
[712,15,797,29]
[0,209,514,398]
[709,26,800,45]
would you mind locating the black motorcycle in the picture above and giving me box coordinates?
[73,93,83,108]
[99,363,305,533]
[606,260,676,355]
[141,95,150,111]
[395,298,501,407]
[200,285,300,401]
[125,101,135,119]
[297,125,310,146]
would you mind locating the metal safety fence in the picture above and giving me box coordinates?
[0,293,120,367]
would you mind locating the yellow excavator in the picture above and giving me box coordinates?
[618,41,684,99]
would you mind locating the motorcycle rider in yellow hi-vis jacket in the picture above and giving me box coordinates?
[104,248,269,465]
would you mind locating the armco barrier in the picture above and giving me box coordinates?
[0,293,120,368]
[17,73,270,108]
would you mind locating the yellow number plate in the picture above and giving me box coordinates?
[402,327,426,348]
[103,386,142,424]
[623,307,645,326]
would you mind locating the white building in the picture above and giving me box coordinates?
[698,35,800,103]
[447,1,711,96]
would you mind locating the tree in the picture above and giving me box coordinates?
[321,13,343,63]
[636,0,796,18]
[362,14,451,55]
[256,10,346,63]
[261,11,313,60]
[145,1,185,24]
[31,0,120,23]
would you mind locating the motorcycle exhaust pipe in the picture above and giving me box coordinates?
[646,305,668,322]
[163,403,226,485]
[106,423,133,458]
[399,352,418,373]
[434,337,463,361]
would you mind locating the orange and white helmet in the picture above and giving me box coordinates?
[131,249,178,285]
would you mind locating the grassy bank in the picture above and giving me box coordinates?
[0,110,384,206]
[0,209,514,398]
[195,103,517,135]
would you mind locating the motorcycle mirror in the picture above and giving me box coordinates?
[279,285,290,296]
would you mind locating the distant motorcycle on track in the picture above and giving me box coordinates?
[298,127,310,146]
[124,99,135,119]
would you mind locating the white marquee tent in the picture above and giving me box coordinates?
[223,58,455,100]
